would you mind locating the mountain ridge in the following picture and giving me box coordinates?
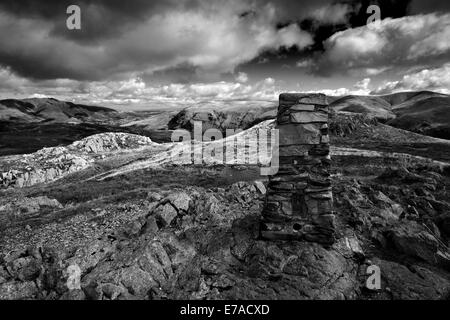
[0,98,118,123]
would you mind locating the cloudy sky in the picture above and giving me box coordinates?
[0,0,449,109]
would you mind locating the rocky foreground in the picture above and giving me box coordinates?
[1,119,450,300]
[1,166,450,299]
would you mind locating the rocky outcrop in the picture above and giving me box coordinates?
[261,93,335,245]
[1,175,450,300]
[371,258,450,299]
[168,108,276,134]
[69,133,153,154]
[0,133,155,189]
[0,148,91,188]
[0,196,62,218]
[0,181,356,300]
[0,181,264,300]
[387,221,450,268]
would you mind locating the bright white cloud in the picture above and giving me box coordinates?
[235,72,249,83]
[373,63,450,94]
[296,59,313,68]
[354,78,371,91]
[316,13,450,75]
[313,78,372,96]
[0,66,280,109]
[310,4,352,24]
[0,66,29,90]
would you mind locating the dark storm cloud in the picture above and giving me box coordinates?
[0,0,180,43]
[239,0,450,79]
[0,0,317,82]
[0,0,173,21]
[408,0,450,14]
[0,0,449,84]
[236,0,416,76]
[142,64,204,86]
[0,0,185,80]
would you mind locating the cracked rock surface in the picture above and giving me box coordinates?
[1,167,449,300]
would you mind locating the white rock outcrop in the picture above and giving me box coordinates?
[0,133,155,188]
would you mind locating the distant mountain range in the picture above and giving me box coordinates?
[158,90,450,140]
[1,91,450,156]
[0,98,170,156]
[328,90,450,140]
[0,97,118,123]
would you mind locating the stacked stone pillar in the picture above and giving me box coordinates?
[261,93,335,245]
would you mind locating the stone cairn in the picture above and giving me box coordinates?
[261,93,335,245]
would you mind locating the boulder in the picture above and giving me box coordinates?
[436,213,450,237]
[371,191,403,219]
[388,221,441,264]
[0,196,63,219]
[165,192,191,213]
[372,258,450,299]
[6,256,41,281]
[253,181,266,195]
[154,203,178,227]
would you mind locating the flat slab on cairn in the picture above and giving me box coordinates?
[261,93,336,245]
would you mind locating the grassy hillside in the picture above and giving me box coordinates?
[329,95,395,120]
[0,98,118,123]
[387,96,450,139]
